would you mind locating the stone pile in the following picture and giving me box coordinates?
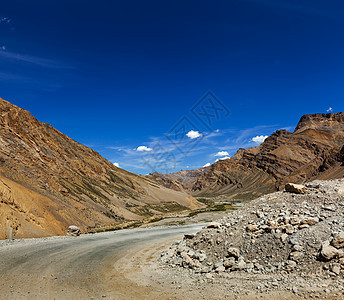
[160,179,344,281]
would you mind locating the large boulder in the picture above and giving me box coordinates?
[207,222,221,229]
[285,183,306,194]
[67,225,81,236]
[320,241,344,260]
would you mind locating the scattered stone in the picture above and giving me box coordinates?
[331,232,344,249]
[330,263,341,275]
[285,224,294,234]
[207,222,221,229]
[184,233,195,240]
[320,241,344,261]
[66,225,80,236]
[280,233,288,242]
[160,178,344,298]
[227,247,240,259]
[246,225,258,232]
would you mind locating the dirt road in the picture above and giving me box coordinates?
[0,225,203,299]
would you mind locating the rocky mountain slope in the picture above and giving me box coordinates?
[153,113,344,200]
[160,179,344,298]
[0,97,203,239]
[146,167,209,191]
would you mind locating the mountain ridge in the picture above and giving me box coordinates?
[0,97,204,239]
[149,112,344,200]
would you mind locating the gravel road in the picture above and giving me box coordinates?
[0,224,204,299]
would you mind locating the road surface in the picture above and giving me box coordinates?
[0,224,204,299]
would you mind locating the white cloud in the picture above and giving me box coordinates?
[215,129,220,133]
[1,45,6,51]
[186,130,202,139]
[215,156,231,162]
[215,151,229,157]
[203,163,211,167]
[327,107,333,113]
[113,162,120,168]
[252,135,268,144]
[136,145,152,152]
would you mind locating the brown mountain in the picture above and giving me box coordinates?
[0,97,203,239]
[154,113,344,200]
[146,167,209,191]
[191,112,344,199]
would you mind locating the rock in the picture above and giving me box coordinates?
[285,183,306,194]
[184,233,195,239]
[215,265,225,273]
[320,241,344,261]
[331,232,344,249]
[339,257,344,265]
[198,253,207,262]
[299,224,309,229]
[236,257,246,269]
[301,217,319,226]
[289,251,303,261]
[285,224,294,234]
[224,257,236,268]
[181,252,194,268]
[205,273,213,279]
[285,260,297,271]
[207,222,221,229]
[246,225,258,232]
[280,233,288,242]
[227,247,240,259]
[292,244,304,252]
[290,217,300,225]
[67,225,80,236]
[330,263,341,275]
[289,237,298,245]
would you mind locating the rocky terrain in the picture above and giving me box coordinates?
[145,167,209,192]
[160,179,344,298]
[0,97,204,239]
[151,113,344,201]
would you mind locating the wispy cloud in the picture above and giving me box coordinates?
[0,71,64,91]
[327,107,333,113]
[106,124,286,173]
[0,17,11,24]
[0,50,73,69]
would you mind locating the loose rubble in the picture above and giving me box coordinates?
[160,179,344,298]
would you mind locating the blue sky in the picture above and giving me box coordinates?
[1,1,343,174]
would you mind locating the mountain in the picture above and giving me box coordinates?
[154,113,344,200]
[0,97,203,239]
[146,167,209,191]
